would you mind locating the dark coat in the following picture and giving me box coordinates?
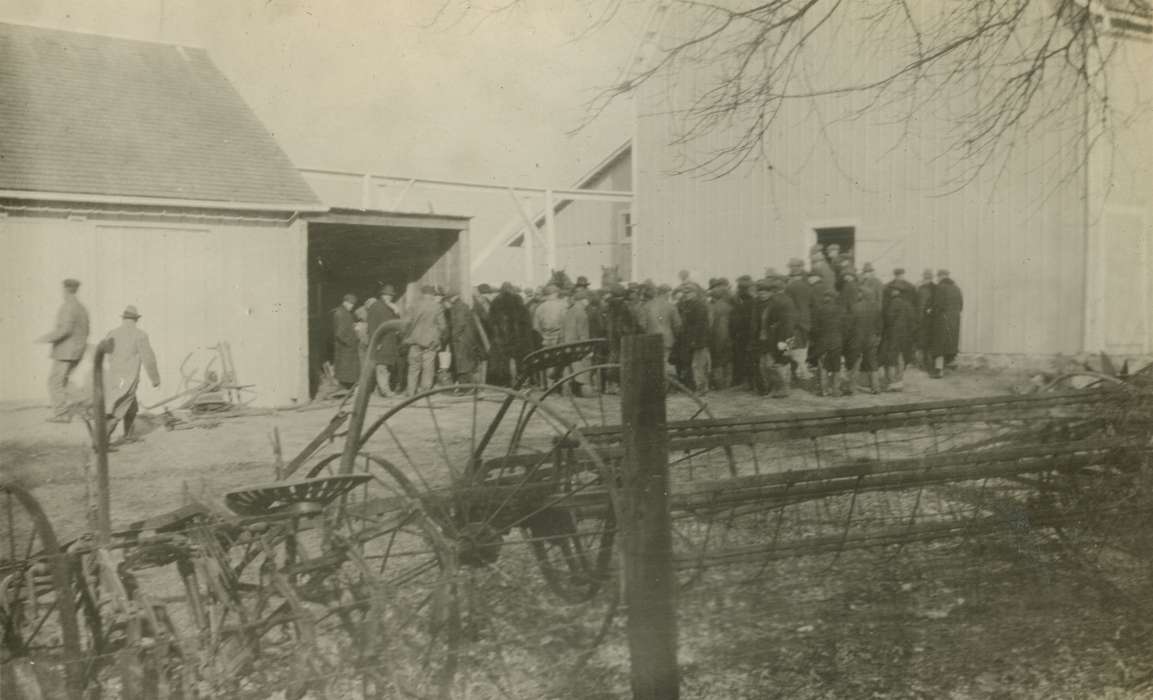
[709,295,733,361]
[488,291,535,364]
[605,295,640,362]
[756,293,796,354]
[449,299,485,376]
[880,294,916,365]
[930,278,963,356]
[859,276,884,307]
[810,296,845,358]
[366,301,402,365]
[332,305,360,384]
[785,274,813,333]
[679,296,711,352]
[839,277,860,312]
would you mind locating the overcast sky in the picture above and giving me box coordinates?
[2,0,642,187]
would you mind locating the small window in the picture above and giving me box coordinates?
[813,226,855,258]
[619,210,634,239]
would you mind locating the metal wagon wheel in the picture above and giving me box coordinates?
[0,483,84,699]
[307,384,621,699]
[524,362,738,587]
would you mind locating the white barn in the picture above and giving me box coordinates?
[630,2,1153,359]
[0,23,470,406]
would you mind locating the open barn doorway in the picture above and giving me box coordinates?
[305,210,470,398]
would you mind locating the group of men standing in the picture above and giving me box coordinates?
[38,278,160,442]
[331,247,963,400]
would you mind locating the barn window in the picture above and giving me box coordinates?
[813,226,855,258]
[619,210,634,239]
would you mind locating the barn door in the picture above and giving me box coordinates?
[1101,208,1151,355]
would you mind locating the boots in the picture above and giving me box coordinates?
[929,356,944,379]
[843,368,858,396]
[868,370,881,394]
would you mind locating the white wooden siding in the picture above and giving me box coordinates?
[0,214,309,406]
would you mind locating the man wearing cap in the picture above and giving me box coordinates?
[810,289,846,397]
[331,294,360,390]
[708,278,734,390]
[881,285,916,391]
[102,306,160,442]
[446,290,487,388]
[916,268,936,370]
[730,276,755,388]
[785,259,813,383]
[859,263,883,306]
[677,283,712,392]
[929,269,963,376]
[640,283,682,375]
[403,286,448,395]
[38,278,91,422]
[367,285,402,397]
[752,277,795,398]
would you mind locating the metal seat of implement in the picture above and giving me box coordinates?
[224,474,373,517]
[515,339,606,390]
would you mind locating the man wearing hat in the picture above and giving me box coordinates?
[38,278,91,422]
[367,285,403,397]
[785,259,813,382]
[750,276,795,398]
[574,276,590,290]
[332,293,361,390]
[859,262,883,306]
[730,275,755,388]
[403,285,448,395]
[102,305,160,442]
[916,268,936,370]
[928,269,963,377]
[708,278,734,390]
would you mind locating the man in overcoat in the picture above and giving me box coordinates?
[708,279,734,390]
[784,259,813,383]
[102,305,160,441]
[366,285,402,396]
[754,277,796,398]
[487,282,534,386]
[38,278,91,422]
[916,268,936,370]
[730,276,755,389]
[332,294,360,389]
[447,290,486,386]
[929,269,963,377]
[677,283,712,392]
[881,285,916,391]
[810,289,845,397]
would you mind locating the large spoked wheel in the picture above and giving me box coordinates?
[307,384,620,699]
[0,484,84,699]
[527,364,738,586]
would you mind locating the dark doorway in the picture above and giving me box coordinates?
[814,226,855,258]
[306,222,460,397]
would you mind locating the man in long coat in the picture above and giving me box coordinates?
[102,305,160,441]
[916,268,936,370]
[447,291,486,385]
[881,285,916,391]
[729,277,755,388]
[366,285,402,396]
[487,283,534,386]
[810,289,845,397]
[561,290,593,394]
[859,263,883,307]
[843,290,882,395]
[785,259,813,382]
[332,294,360,388]
[754,277,796,398]
[708,279,734,390]
[929,269,963,377]
[677,283,712,392]
[38,278,90,422]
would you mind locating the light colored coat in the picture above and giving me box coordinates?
[43,295,90,361]
[103,322,159,414]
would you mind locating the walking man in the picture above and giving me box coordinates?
[38,278,90,422]
[929,269,963,377]
[102,306,160,442]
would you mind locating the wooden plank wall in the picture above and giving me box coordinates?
[0,213,309,406]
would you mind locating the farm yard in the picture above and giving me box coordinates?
[4,346,1153,700]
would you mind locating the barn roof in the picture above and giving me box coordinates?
[0,23,323,211]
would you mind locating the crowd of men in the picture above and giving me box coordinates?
[336,242,964,399]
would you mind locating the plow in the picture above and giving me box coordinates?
[2,332,1152,699]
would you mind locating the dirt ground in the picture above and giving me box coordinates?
[4,366,1153,699]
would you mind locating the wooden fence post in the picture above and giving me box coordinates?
[92,338,114,544]
[619,333,680,700]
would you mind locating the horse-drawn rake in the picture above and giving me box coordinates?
[3,337,1152,699]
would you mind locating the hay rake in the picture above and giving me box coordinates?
[2,335,1151,699]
